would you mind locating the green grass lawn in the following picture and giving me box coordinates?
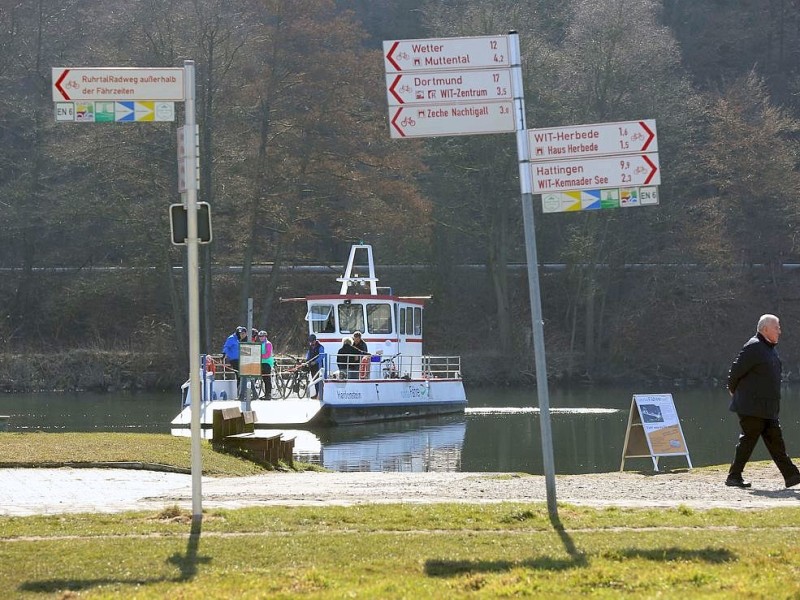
[2,432,800,598]
[0,432,293,475]
[1,503,799,598]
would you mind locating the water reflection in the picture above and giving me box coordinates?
[3,386,800,474]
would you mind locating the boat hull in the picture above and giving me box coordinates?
[172,377,467,427]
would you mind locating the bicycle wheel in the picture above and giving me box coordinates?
[296,373,309,397]
[276,369,293,399]
[251,377,264,400]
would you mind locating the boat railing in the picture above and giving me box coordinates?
[204,354,237,380]
[319,352,461,380]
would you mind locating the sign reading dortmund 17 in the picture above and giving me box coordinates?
[52,67,185,101]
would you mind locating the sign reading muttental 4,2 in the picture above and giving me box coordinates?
[529,120,657,161]
[52,67,185,101]
[532,153,660,194]
[383,35,509,72]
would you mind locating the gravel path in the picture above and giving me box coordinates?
[2,464,799,516]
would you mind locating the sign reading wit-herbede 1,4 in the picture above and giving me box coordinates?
[620,393,692,472]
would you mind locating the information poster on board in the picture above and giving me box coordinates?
[620,393,692,471]
[238,342,262,377]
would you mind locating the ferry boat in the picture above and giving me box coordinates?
[172,244,467,427]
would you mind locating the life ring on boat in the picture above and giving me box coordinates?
[205,355,216,374]
[359,355,371,379]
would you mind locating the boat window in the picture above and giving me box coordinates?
[399,307,406,335]
[414,307,422,336]
[366,303,392,334]
[306,304,335,333]
[405,307,413,336]
[338,303,364,333]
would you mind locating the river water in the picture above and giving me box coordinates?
[3,386,800,474]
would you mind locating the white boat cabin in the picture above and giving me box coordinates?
[305,245,426,372]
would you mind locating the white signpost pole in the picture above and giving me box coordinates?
[509,31,557,519]
[183,60,203,522]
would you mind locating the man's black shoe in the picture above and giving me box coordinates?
[725,477,752,488]
[785,474,800,488]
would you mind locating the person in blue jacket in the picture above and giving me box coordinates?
[726,314,800,489]
[306,334,325,399]
[222,326,247,378]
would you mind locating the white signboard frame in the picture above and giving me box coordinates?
[386,69,512,106]
[529,119,658,161]
[384,35,510,73]
[52,67,185,101]
[531,153,660,193]
[620,393,692,472]
[389,101,515,138]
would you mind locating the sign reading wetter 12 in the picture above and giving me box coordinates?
[383,35,510,73]
[52,67,185,101]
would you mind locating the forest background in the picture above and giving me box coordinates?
[2,0,800,392]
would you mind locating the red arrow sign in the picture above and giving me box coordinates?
[642,154,658,184]
[388,75,403,104]
[390,108,406,137]
[639,120,655,151]
[55,69,71,100]
[385,41,401,72]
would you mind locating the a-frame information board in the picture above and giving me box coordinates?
[620,393,692,471]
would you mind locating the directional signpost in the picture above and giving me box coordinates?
[385,69,512,105]
[384,35,513,139]
[532,152,660,194]
[52,67,184,101]
[389,102,515,138]
[529,119,661,212]
[385,32,558,518]
[384,35,510,72]
[52,67,182,123]
[528,119,657,161]
[51,63,204,521]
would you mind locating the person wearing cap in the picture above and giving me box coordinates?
[221,326,248,378]
[258,330,273,399]
[352,331,369,355]
[306,334,325,398]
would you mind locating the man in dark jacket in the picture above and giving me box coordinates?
[726,314,800,489]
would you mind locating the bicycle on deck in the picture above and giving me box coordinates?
[274,355,312,399]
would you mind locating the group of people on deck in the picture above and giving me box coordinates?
[220,326,373,400]
[220,326,274,398]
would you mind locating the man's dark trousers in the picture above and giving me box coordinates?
[729,415,800,482]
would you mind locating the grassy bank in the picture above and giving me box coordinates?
[0,432,282,475]
[1,503,800,598]
[2,432,800,597]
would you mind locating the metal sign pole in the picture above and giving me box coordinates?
[509,31,558,519]
[184,59,203,521]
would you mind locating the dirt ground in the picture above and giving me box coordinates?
[2,463,799,516]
